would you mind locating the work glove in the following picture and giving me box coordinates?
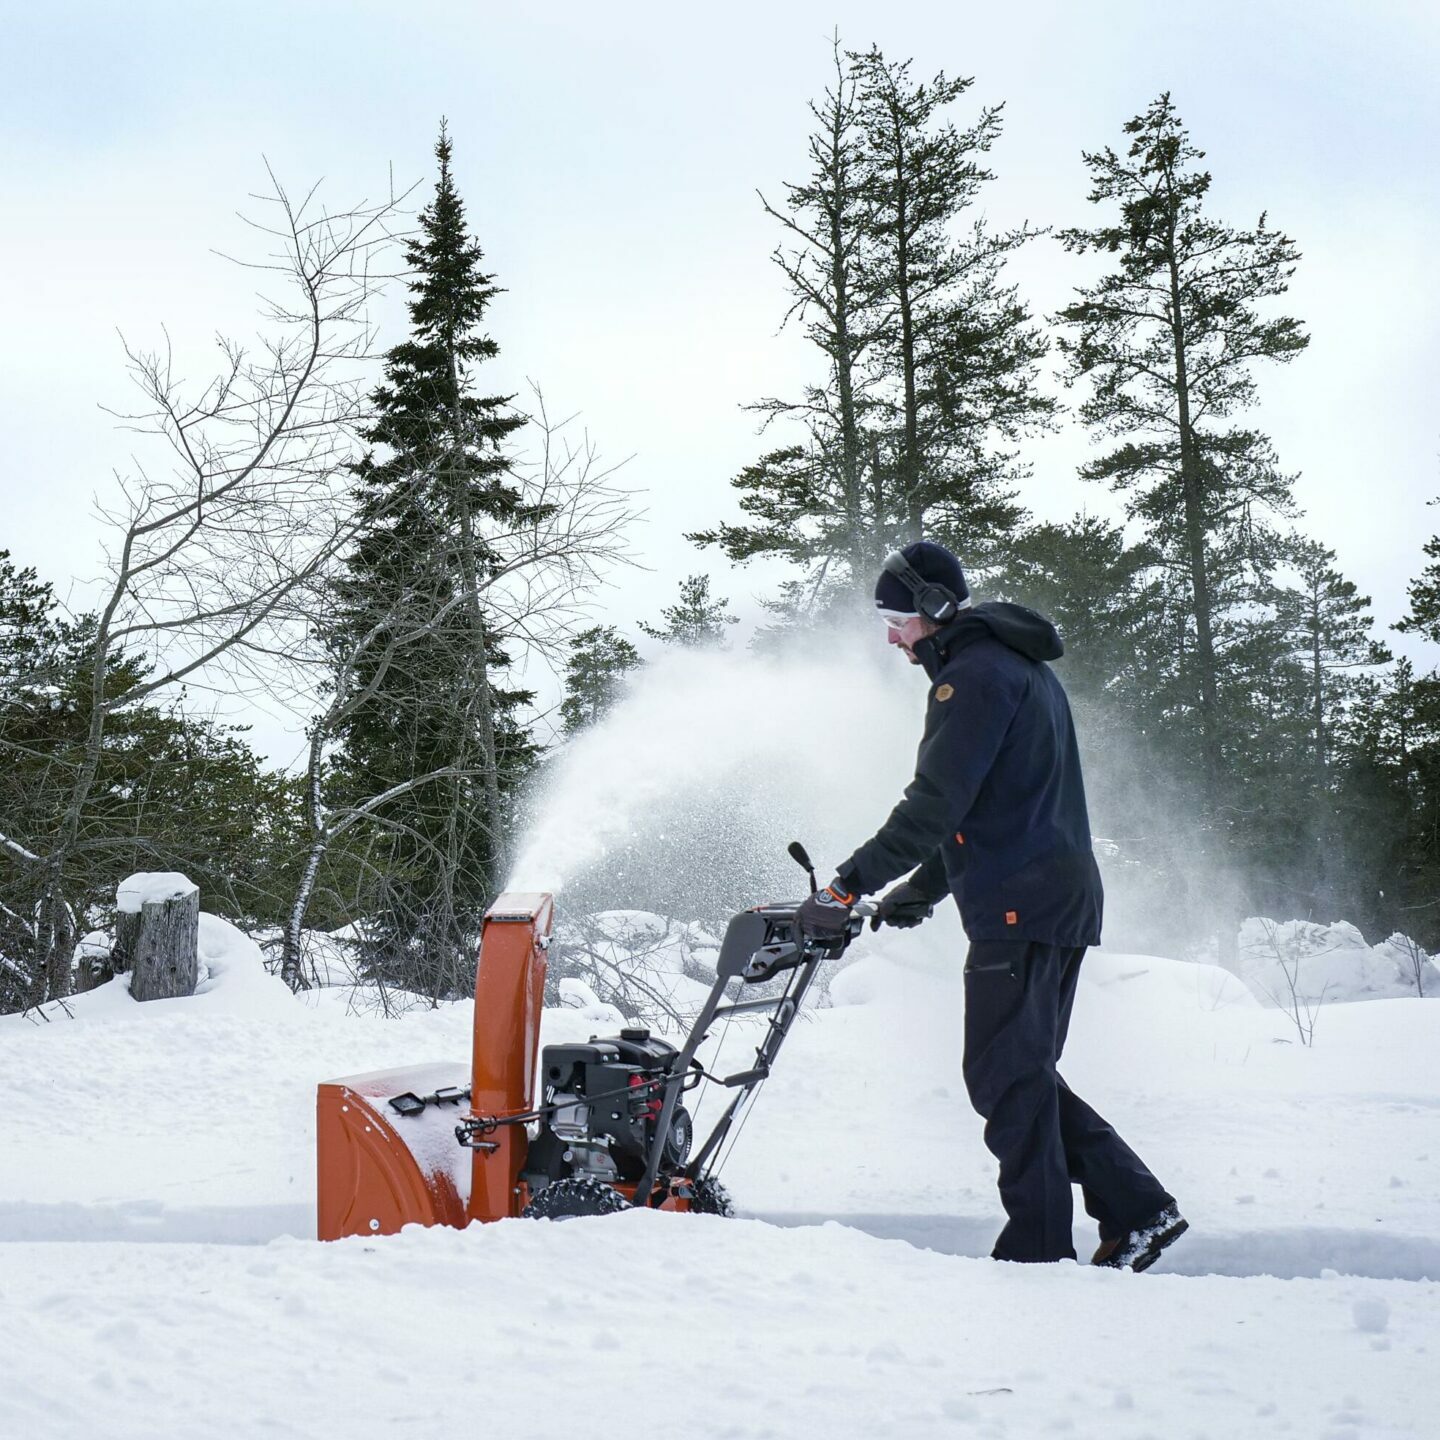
[870,880,936,931]
[796,880,857,945]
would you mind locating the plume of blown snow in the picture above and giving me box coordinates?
[507,628,926,926]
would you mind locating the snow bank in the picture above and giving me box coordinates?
[13,911,295,1024]
[1232,917,1439,1006]
[4,1214,1435,1440]
[191,913,296,1016]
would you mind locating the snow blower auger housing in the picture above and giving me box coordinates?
[316,892,553,1240]
[316,845,868,1236]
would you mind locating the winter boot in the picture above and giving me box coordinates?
[1091,1204,1188,1272]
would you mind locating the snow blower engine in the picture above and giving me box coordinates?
[315,842,870,1233]
[516,1027,701,1215]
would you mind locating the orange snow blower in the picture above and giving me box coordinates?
[316,845,870,1238]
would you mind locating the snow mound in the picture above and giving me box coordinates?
[1233,918,1439,1006]
[75,930,111,964]
[115,871,197,914]
[7,912,295,1026]
[550,909,719,1024]
[191,914,295,1016]
[557,976,626,1027]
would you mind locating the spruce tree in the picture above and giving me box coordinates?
[1258,542,1387,917]
[1333,660,1440,946]
[328,124,541,993]
[993,521,1203,951]
[997,515,1160,714]
[1055,94,1309,800]
[637,576,739,648]
[560,625,641,733]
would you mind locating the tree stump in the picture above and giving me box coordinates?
[115,873,200,1002]
[73,936,118,994]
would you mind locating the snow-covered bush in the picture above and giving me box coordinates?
[545,909,723,1030]
[1226,919,1439,1041]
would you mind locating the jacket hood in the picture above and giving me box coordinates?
[917,601,1064,675]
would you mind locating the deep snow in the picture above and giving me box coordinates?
[2,907,1437,1439]
[6,640,1438,1436]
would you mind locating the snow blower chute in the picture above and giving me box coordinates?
[316,844,869,1237]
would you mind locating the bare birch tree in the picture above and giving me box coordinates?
[23,168,407,1005]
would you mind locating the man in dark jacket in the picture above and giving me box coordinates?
[798,540,1186,1270]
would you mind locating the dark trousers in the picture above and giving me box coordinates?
[962,940,1173,1263]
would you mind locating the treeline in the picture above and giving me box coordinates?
[583,56,1439,957]
[3,47,1436,1014]
[1,128,634,1012]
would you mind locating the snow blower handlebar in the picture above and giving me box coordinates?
[630,850,872,1208]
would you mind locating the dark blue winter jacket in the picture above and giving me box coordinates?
[837,603,1103,946]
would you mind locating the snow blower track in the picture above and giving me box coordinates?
[3,1215,1436,1440]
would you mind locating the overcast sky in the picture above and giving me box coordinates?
[3,1,1436,761]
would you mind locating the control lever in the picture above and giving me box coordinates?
[788,840,818,895]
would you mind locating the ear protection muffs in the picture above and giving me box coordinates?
[883,550,960,625]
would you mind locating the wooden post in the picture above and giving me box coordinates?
[115,874,200,1002]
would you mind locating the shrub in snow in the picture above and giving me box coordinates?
[256,924,440,1016]
[557,976,627,1028]
[1373,933,1440,998]
[72,929,117,992]
[546,909,726,1029]
[1234,919,1438,1008]
[1218,918,1439,1044]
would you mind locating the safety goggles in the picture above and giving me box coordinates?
[877,610,917,630]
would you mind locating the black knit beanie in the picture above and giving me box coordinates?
[874,540,971,617]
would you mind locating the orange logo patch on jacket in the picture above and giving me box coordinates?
[934,683,955,702]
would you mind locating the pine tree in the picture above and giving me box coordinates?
[997,515,1160,713]
[851,46,1053,565]
[1272,539,1390,785]
[637,576,739,648]
[0,553,304,1011]
[692,41,1051,612]
[1056,94,1309,800]
[0,551,54,694]
[1,558,147,1005]
[1332,660,1440,946]
[560,625,641,733]
[328,123,541,994]
[992,521,1209,951]
[1396,499,1440,643]
[689,40,880,601]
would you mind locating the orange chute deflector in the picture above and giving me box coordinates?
[315,891,552,1240]
[467,891,552,1223]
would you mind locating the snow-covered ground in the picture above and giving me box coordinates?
[3,909,1437,1439]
